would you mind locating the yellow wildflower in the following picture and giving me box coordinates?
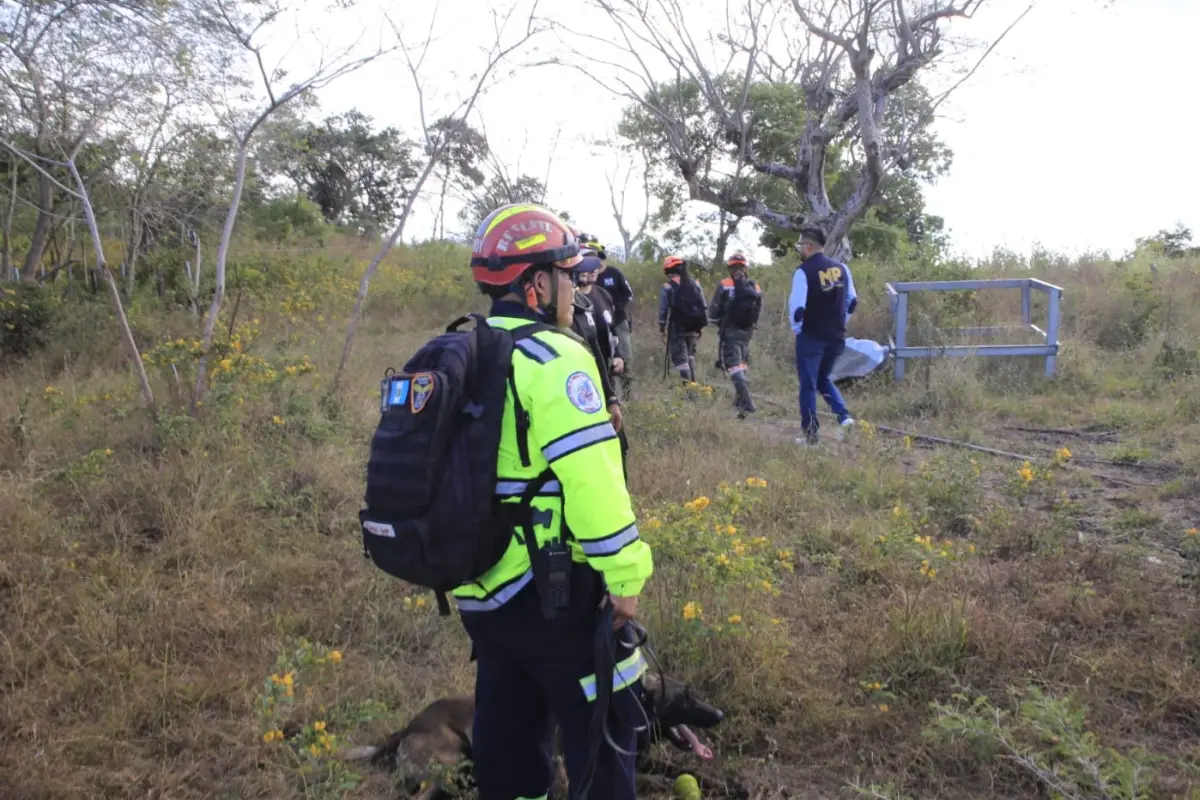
[725,525,737,536]
[312,721,326,732]
[877,704,890,713]
[271,415,285,426]
[682,602,702,621]
[1056,446,1072,461]
[219,358,233,372]
[329,650,343,663]
[1184,528,1197,537]
[727,614,742,624]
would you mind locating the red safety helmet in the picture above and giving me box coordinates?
[662,255,685,271]
[727,251,748,267]
[470,204,582,286]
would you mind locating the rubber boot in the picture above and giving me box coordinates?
[732,372,756,418]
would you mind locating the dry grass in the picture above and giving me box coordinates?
[1,243,1198,799]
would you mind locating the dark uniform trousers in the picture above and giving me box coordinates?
[718,327,753,371]
[462,563,642,800]
[668,328,700,382]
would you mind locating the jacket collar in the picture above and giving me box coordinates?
[489,299,543,323]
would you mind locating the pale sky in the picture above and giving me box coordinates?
[266,0,1199,262]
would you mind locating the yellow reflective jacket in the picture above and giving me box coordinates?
[452,310,653,612]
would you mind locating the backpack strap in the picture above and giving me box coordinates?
[506,321,560,468]
[434,590,452,617]
[503,321,577,621]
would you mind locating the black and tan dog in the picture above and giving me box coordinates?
[337,671,725,799]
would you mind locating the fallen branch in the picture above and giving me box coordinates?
[1006,426,1119,440]
[1065,456,1175,473]
[872,423,1034,461]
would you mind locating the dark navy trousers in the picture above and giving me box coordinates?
[795,331,850,439]
[461,565,641,800]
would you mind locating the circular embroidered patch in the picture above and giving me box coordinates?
[565,371,604,414]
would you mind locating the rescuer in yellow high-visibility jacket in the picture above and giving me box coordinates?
[456,202,653,800]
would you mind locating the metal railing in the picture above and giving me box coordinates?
[885,278,1064,380]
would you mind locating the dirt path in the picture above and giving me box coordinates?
[740,392,1192,573]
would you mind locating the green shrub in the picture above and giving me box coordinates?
[0,283,58,360]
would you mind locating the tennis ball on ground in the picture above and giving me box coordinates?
[673,772,701,800]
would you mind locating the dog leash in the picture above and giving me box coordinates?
[576,606,656,799]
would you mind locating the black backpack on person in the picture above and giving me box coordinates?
[670,278,709,333]
[358,313,556,615]
[725,277,762,329]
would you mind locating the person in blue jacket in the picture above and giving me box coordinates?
[788,226,858,445]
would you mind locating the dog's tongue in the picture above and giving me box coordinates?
[675,725,713,760]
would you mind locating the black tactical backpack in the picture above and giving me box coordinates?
[725,277,762,329]
[671,278,709,333]
[359,313,555,615]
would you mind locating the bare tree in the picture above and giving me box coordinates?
[2,140,157,417]
[602,143,653,258]
[566,0,1027,261]
[2,148,17,280]
[331,0,553,396]
[0,0,181,277]
[191,0,398,412]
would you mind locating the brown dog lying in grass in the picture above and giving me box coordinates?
[336,671,725,799]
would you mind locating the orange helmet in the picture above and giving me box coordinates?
[727,252,748,267]
[470,204,582,286]
[662,255,685,272]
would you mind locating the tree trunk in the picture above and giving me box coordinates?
[21,170,53,277]
[68,159,157,420]
[331,152,442,398]
[193,139,250,413]
[126,210,143,299]
[714,212,743,268]
[193,232,201,293]
[2,161,15,280]
[713,212,731,268]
